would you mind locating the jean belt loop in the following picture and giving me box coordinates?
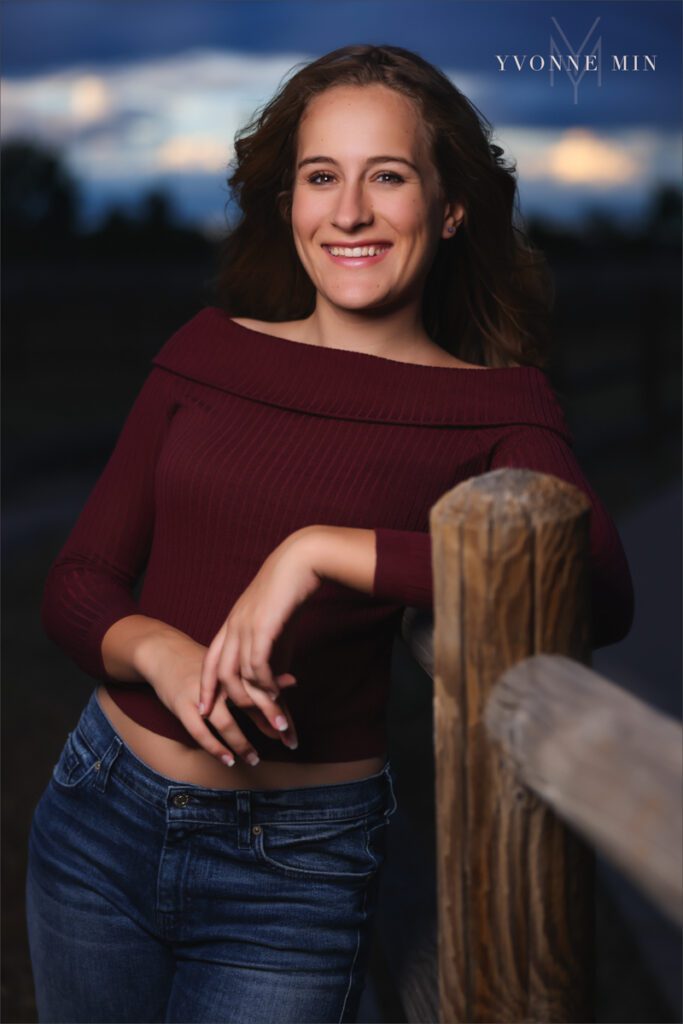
[92,735,123,793]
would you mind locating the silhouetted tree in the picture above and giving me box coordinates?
[642,184,682,244]
[84,187,210,261]
[1,139,80,256]
[139,189,174,230]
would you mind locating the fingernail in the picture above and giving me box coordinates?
[284,738,298,750]
[275,715,288,731]
[221,754,235,767]
[247,753,260,767]
[198,702,206,715]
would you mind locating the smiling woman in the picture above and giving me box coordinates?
[29,42,634,1024]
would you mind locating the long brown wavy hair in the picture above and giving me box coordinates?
[212,43,554,368]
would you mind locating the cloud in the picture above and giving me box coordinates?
[492,125,680,190]
[70,74,112,122]
[0,48,310,179]
[157,134,231,173]
[542,129,640,185]
[516,127,643,186]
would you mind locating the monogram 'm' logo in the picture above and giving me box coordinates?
[550,16,602,102]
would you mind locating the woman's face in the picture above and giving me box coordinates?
[290,84,463,316]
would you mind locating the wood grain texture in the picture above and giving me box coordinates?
[430,468,594,1023]
[486,653,683,927]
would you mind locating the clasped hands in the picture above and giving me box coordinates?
[190,527,324,766]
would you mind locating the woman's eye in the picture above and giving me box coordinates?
[375,172,404,184]
[307,172,335,184]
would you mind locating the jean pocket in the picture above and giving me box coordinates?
[51,726,101,791]
[254,815,380,881]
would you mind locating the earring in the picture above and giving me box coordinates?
[447,225,457,234]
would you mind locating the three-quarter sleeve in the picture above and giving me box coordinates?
[372,426,635,650]
[41,366,178,680]
[373,528,433,609]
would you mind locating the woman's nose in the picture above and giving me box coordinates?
[331,182,373,230]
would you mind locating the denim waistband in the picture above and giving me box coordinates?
[73,689,398,825]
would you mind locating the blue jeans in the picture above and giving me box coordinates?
[26,689,398,1023]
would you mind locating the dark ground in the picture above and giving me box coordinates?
[2,245,681,1023]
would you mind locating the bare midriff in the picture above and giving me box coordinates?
[96,686,385,790]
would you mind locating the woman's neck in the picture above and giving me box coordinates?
[284,302,441,363]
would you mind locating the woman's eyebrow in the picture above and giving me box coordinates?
[297,155,419,172]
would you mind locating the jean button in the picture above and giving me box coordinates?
[251,825,262,836]
[173,793,190,808]
[93,761,102,772]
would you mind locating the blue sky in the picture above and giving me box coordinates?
[2,1,680,231]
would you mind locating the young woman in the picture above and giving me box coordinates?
[27,43,634,1024]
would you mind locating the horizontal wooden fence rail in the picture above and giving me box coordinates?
[485,653,683,928]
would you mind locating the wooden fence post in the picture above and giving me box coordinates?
[430,467,595,1023]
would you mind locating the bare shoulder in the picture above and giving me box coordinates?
[230,316,266,331]
[413,346,489,370]
[230,316,305,341]
[432,356,489,370]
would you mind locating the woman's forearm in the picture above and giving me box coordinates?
[300,526,377,594]
[101,614,202,683]
[101,527,376,685]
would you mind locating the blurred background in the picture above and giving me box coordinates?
[2,2,681,1021]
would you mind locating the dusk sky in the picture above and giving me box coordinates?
[2,1,680,232]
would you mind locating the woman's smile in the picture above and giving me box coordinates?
[321,242,393,267]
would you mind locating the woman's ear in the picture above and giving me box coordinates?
[442,200,466,239]
[277,190,292,223]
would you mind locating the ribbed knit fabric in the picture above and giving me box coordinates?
[41,307,634,762]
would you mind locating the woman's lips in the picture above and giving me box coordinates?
[322,245,392,267]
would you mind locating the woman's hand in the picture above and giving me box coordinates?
[198,529,324,742]
[144,626,297,766]
[100,610,301,765]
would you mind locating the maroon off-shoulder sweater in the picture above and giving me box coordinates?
[41,307,634,762]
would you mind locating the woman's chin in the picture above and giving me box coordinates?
[324,290,395,315]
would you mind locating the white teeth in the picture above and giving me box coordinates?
[327,245,388,257]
